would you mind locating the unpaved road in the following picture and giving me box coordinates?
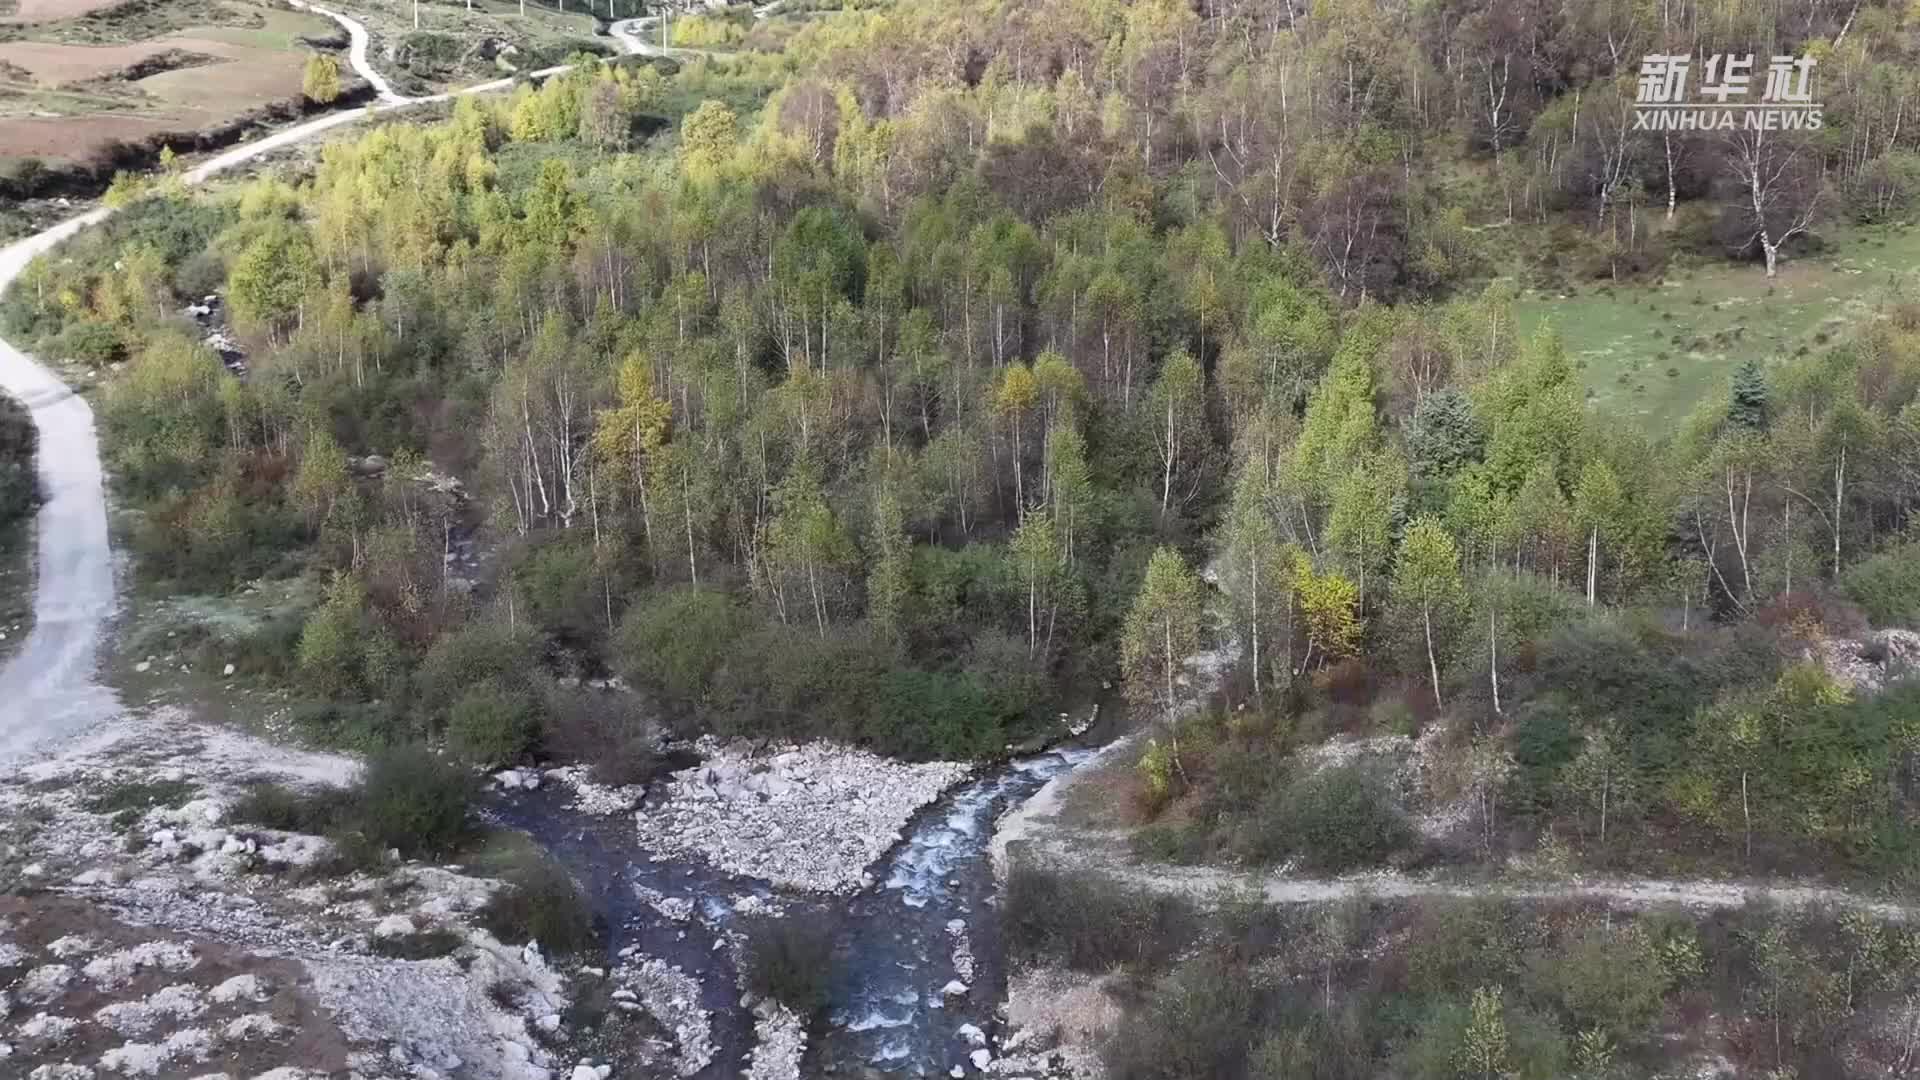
[612,1,785,58]
[0,208,120,763]
[290,0,409,104]
[1006,759,1920,922]
[0,10,576,764]
[1112,856,1920,921]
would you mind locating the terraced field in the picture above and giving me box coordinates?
[0,0,335,179]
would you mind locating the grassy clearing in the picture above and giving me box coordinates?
[1516,224,1920,432]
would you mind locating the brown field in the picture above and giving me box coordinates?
[0,38,194,82]
[0,0,126,24]
[0,112,170,160]
[0,2,330,168]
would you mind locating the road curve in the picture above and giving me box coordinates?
[610,14,678,57]
[0,209,121,762]
[611,1,786,58]
[290,1,411,105]
[0,11,580,763]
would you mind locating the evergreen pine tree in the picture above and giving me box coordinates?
[1730,357,1770,430]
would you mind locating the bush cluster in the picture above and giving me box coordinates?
[1250,761,1414,872]
[1003,864,1197,973]
[479,854,599,958]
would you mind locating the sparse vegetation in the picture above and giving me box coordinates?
[0,393,36,532]
[478,851,597,958]
[230,780,354,834]
[370,926,465,959]
[83,776,199,815]
[1252,761,1413,872]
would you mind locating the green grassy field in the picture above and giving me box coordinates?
[1516,225,1920,432]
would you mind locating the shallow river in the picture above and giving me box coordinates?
[492,747,1093,1078]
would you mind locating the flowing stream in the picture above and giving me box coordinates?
[491,747,1093,1078]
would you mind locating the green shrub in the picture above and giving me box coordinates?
[172,249,226,300]
[50,318,125,367]
[397,30,461,75]
[1105,953,1258,1080]
[1526,614,1757,777]
[540,689,664,787]
[705,623,884,740]
[509,531,638,648]
[741,912,838,1019]
[1250,761,1411,872]
[446,680,542,766]
[1404,901,1524,995]
[671,13,748,48]
[352,745,475,858]
[480,855,598,957]
[84,777,199,815]
[1525,924,1671,1041]
[204,610,306,681]
[1842,541,1920,626]
[862,668,1004,760]
[290,700,411,752]
[1397,990,1567,1080]
[613,585,748,707]
[415,622,548,722]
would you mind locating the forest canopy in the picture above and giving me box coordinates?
[1,0,1917,785]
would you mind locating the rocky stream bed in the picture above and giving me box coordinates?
[488,744,1097,1079]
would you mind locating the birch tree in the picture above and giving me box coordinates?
[1724,128,1824,277]
[1122,547,1205,784]
[1391,515,1464,710]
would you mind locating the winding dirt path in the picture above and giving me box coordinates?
[1005,766,1920,921]
[995,639,1920,921]
[611,1,786,58]
[290,1,409,104]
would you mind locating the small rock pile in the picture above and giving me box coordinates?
[632,740,969,893]
[539,765,647,816]
[610,951,714,1077]
[1812,629,1920,693]
[742,1002,806,1080]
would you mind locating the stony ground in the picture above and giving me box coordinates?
[0,708,702,1080]
[631,739,971,894]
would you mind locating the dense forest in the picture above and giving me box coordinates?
[4,0,1920,849]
